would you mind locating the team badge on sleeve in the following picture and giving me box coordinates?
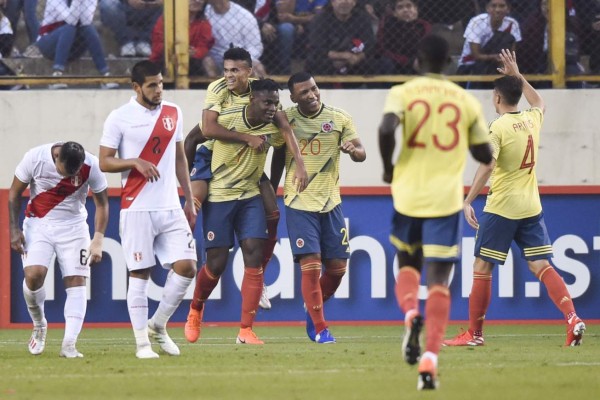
[207,231,215,241]
[134,252,143,262]
[296,238,305,248]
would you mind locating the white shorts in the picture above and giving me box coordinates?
[119,209,197,271]
[22,218,91,278]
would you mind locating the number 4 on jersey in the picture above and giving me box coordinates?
[520,134,535,174]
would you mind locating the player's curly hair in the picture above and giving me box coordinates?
[59,141,85,176]
[287,72,313,93]
[250,79,280,93]
[224,47,252,67]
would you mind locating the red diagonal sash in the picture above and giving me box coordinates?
[121,105,178,209]
[26,164,91,218]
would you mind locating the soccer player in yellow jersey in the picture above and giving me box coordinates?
[187,79,285,345]
[444,49,586,348]
[184,48,308,342]
[378,35,493,390]
[271,72,366,344]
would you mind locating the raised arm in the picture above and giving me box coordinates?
[378,113,400,183]
[8,176,28,254]
[497,49,545,112]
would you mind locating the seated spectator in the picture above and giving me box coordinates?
[519,0,583,88]
[307,0,376,75]
[99,0,163,57]
[574,0,600,75]
[457,0,521,85]
[262,0,326,74]
[2,0,39,45]
[376,0,431,74]
[35,0,118,89]
[150,0,217,77]
[205,0,266,76]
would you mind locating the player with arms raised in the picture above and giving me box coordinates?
[444,49,586,348]
[378,35,493,390]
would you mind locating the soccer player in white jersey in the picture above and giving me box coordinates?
[444,49,586,348]
[9,141,109,358]
[99,60,197,359]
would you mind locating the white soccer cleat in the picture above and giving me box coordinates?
[135,344,160,359]
[259,284,271,310]
[59,344,84,358]
[148,321,180,356]
[28,319,47,355]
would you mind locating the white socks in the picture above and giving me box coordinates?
[63,286,87,346]
[127,277,150,347]
[150,272,193,329]
[22,280,46,326]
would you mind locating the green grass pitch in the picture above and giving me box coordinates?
[0,324,598,399]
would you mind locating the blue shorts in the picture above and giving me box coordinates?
[190,146,213,182]
[475,212,553,265]
[203,196,267,249]
[286,205,350,262]
[390,211,462,262]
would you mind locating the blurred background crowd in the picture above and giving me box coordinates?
[0,0,598,89]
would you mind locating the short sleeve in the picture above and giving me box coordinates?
[204,81,225,113]
[175,105,184,142]
[100,110,123,149]
[88,156,108,193]
[382,85,405,122]
[341,113,359,143]
[14,149,33,184]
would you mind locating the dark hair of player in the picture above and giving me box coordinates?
[250,79,280,94]
[59,141,85,176]
[224,47,253,67]
[417,34,449,73]
[494,75,523,106]
[287,72,313,93]
[131,60,162,85]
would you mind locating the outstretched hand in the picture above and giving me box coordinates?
[496,49,520,77]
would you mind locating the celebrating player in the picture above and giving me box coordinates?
[9,141,108,358]
[271,72,366,344]
[444,49,586,348]
[99,60,197,359]
[378,35,493,390]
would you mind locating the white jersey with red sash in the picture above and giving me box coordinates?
[101,97,183,211]
[14,143,108,225]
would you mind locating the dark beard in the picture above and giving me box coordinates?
[142,93,161,108]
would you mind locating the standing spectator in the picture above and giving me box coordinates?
[262,0,326,74]
[205,0,266,76]
[99,0,163,57]
[0,8,14,58]
[271,72,366,344]
[9,141,109,358]
[377,0,431,74]
[378,35,492,390]
[150,0,217,77]
[35,0,119,90]
[99,61,198,359]
[1,0,39,45]
[307,0,376,75]
[444,50,586,348]
[457,0,521,78]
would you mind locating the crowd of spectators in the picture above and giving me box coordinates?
[0,0,598,86]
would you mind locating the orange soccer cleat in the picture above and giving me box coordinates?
[236,327,264,345]
[184,305,204,343]
[565,316,586,346]
[443,328,484,347]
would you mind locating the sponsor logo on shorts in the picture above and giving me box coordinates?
[134,252,142,262]
[296,238,304,248]
[207,231,215,241]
